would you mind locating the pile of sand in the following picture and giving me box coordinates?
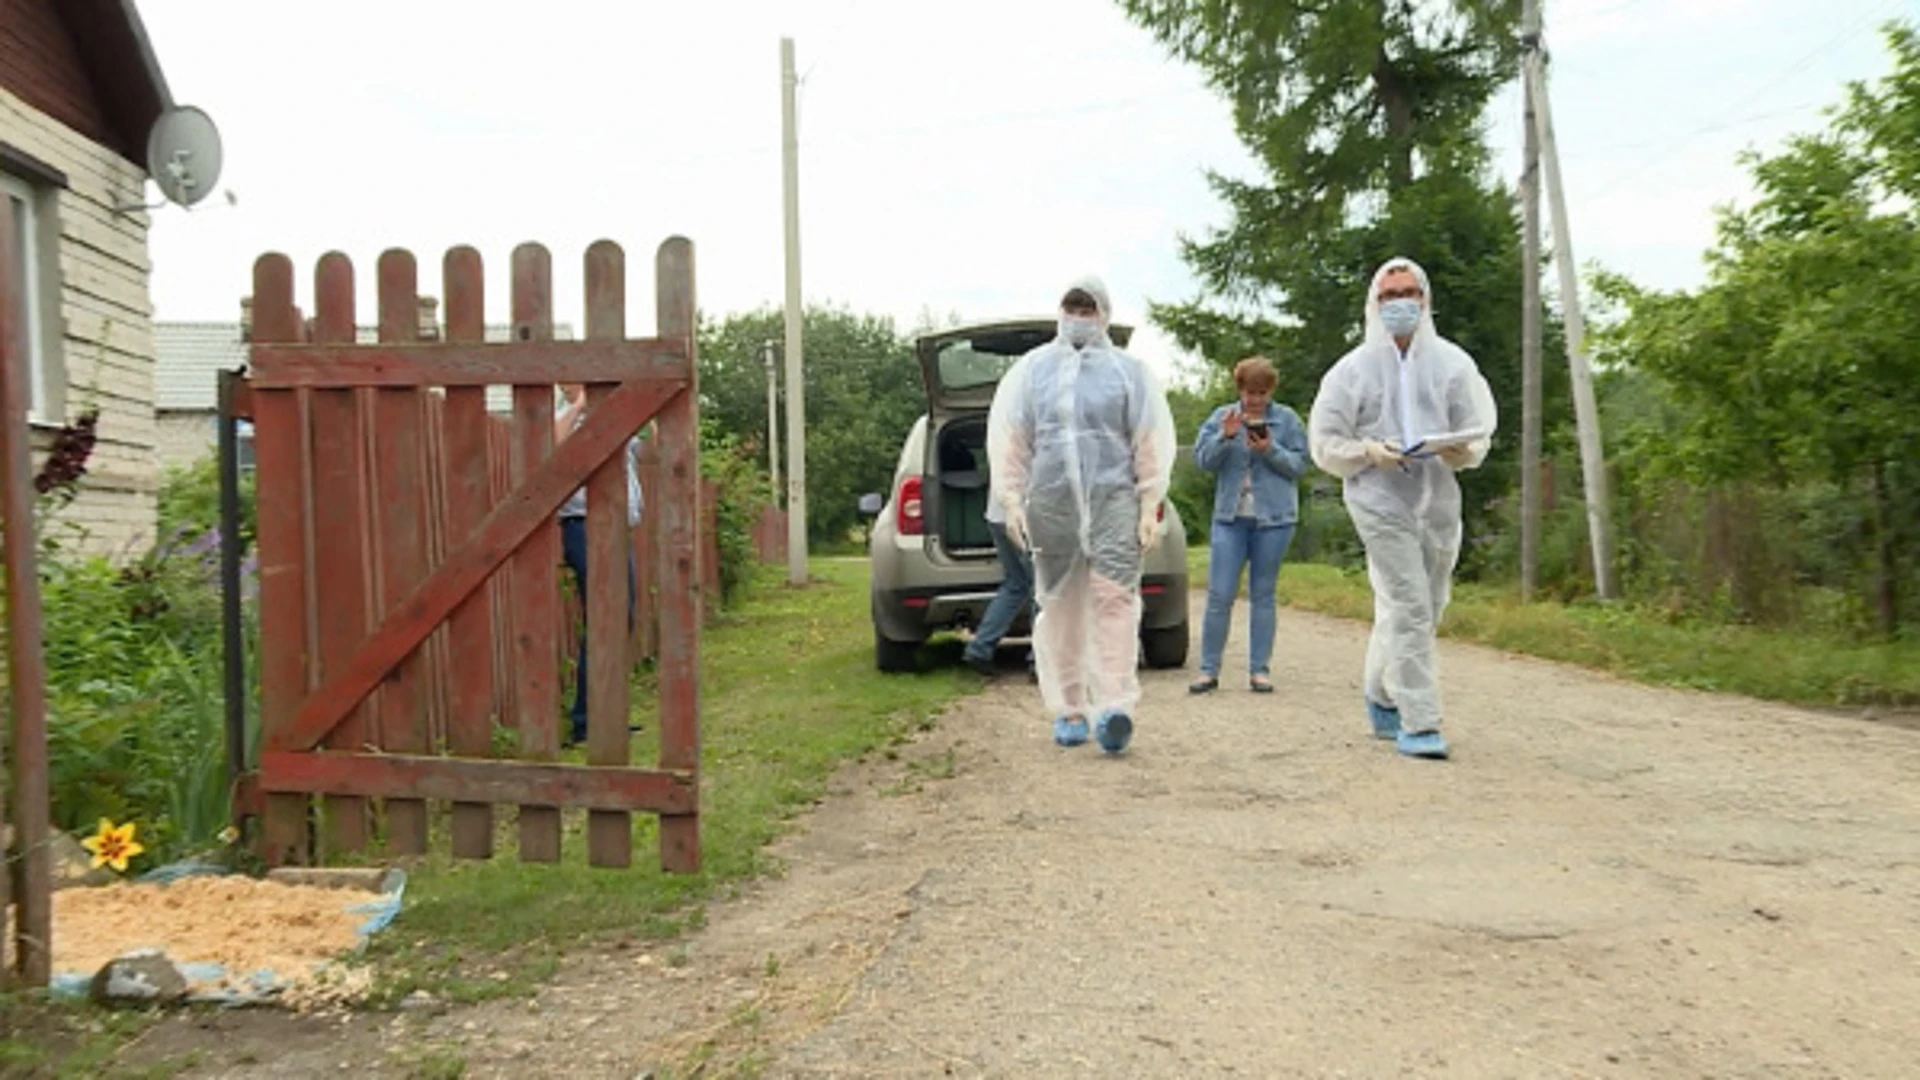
[51,875,374,996]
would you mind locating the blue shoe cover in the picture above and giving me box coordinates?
[1366,700,1402,740]
[1396,729,1450,760]
[1094,710,1133,755]
[1053,715,1089,747]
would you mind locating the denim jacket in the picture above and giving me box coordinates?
[1193,402,1310,527]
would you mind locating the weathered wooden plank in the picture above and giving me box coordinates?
[310,252,371,857]
[634,438,662,662]
[653,237,702,874]
[248,340,689,389]
[372,250,431,856]
[510,243,563,864]
[485,416,518,726]
[1,201,52,984]
[422,391,452,758]
[256,752,695,815]
[583,240,634,869]
[249,254,313,868]
[441,245,498,861]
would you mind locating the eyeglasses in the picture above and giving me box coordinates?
[1376,287,1423,302]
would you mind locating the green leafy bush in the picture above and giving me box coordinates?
[25,456,255,871]
[699,418,772,608]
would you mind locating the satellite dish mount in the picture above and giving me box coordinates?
[112,105,230,217]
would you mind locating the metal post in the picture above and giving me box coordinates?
[781,37,808,585]
[1529,51,1618,600]
[217,369,249,801]
[1520,0,1543,602]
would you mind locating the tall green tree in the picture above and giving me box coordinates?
[1597,22,1920,633]
[1118,0,1546,570]
[697,307,923,546]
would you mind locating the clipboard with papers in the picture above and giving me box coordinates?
[1390,427,1489,459]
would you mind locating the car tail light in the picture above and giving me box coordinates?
[897,475,924,536]
[1156,501,1166,522]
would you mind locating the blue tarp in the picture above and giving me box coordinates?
[48,861,406,1006]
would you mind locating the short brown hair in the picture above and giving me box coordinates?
[1233,356,1278,394]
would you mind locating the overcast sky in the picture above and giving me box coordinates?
[136,0,1907,386]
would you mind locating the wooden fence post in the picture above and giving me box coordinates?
[1,177,52,985]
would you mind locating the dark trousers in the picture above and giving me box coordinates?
[560,516,637,745]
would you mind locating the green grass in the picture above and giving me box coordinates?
[1189,546,1920,708]
[362,558,977,1001]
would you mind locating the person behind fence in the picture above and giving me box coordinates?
[555,382,644,748]
[986,276,1176,754]
[1307,256,1497,761]
[1189,355,1309,696]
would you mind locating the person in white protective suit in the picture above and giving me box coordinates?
[1308,257,1498,761]
[986,278,1176,754]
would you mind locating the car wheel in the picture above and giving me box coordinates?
[1141,620,1190,669]
[875,632,922,673]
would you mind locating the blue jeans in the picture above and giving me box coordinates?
[1199,517,1296,678]
[965,520,1035,663]
[560,516,636,744]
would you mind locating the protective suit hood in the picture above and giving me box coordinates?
[1363,257,1439,352]
[1058,274,1114,349]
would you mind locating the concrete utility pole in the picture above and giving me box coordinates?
[780,37,808,585]
[763,341,781,508]
[1527,34,1618,601]
[1520,0,1544,603]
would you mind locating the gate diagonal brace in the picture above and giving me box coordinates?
[263,375,685,754]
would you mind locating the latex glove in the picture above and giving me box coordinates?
[1436,443,1475,469]
[1003,501,1029,552]
[1137,498,1162,554]
[1362,439,1405,471]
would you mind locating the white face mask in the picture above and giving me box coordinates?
[1379,298,1422,339]
[1062,315,1101,349]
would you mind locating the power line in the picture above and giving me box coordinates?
[1574,0,1901,202]
[1565,99,1828,163]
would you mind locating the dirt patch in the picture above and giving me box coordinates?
[131,597,1920,1078]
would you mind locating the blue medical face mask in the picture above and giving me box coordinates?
[1379,298,1422,338]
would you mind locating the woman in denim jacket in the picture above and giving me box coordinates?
[1189,356,1310,694]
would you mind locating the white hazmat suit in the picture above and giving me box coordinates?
[987,278,1176,741]
[1308,258,1498,749]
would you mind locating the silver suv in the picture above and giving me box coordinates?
[860,319,1191,673]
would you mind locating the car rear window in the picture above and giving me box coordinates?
[935,328,1055,391]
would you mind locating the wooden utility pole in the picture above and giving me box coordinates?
[1528,38,1618,600]
[0,193,51,986]
[780,37,808,585]
[1520,0,1543,602]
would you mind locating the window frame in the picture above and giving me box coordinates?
[1,168,54,425]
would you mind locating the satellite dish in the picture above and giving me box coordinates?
[145,106,223,208]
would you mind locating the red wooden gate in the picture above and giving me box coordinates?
[240,238,700,872]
